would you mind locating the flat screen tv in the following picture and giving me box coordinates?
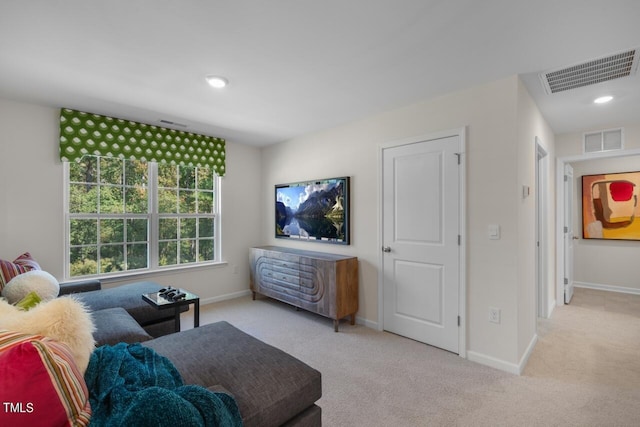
[275,176,350,244]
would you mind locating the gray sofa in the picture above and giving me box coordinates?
[60,280,322,426]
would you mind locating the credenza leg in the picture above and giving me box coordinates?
[350,314,356,325]
[252,291,256,301]
[334,319,339,332]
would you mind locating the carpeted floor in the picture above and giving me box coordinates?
[181,287,640,426]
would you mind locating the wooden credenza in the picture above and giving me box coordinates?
[249,246,358,331]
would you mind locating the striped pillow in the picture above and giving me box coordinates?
[0,253,41,292]
[0,330,91,426]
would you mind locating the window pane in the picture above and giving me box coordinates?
[158,163,177,187]
[159,241,177,266]
[180,190,196,213]
[69,184,98,213]
[100,245,124,273]
[99,186,124,213]
[199,218,214,238]
[125,159,147,186]
[125,187,147,213]
[70,219,97,246]
[180,239,196,264]
[158,189,178,213]
[69,157,97,183]
[198,239,214,261]
[100,157,123,185]
[70,247,97,277]
[179,167,196,189]
[127,243,148,269]
[181,218,197,239]
[127,219,148,242]
[197,168,213,190]
[198,191,214,214]
[159,218,177,240]
[100,219,124,243]
[67,156,217,278]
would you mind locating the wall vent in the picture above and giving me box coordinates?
[540,49,638,94]
[159,119,187,128]
[583,128,624,154]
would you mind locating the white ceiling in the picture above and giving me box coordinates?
[1,1,639,146]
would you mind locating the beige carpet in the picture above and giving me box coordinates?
[181,288,640,426]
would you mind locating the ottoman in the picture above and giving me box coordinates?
[144,321,322,427]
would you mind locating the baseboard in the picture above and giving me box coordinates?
[518,333,538,375]
[467,349,525,375]
[200,289,252,305]
[574,281,640,296]
[356,315,378,330]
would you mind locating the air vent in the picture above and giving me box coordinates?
[583,128,623,154]
[540,49,638,94]
[159,119,187,128]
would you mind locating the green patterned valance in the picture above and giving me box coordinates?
[59,108,226,176]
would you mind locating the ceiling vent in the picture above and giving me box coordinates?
[540,49,638,94]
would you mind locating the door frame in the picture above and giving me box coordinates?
[377,127,467,358]
[535,138,550,318]
[555,147,640,306]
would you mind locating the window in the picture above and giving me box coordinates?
[65,155,220,278]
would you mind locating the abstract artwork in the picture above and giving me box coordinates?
[582,171,640,240]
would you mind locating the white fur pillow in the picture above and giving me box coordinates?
[2,270,60,304]
[0,297,95,373]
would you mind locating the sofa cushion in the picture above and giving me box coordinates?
[0,252,41,292]
[92,307,153,346]
[143,321,322,427]
[72,281,182,327]
[0,330,92,427]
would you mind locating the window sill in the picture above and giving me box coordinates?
[63,261,228,284]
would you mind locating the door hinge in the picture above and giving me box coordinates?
[454,153,461,165]
[564,175,568,182]
[458,235,461,245]
[564,226,568,233]
[457,316,461,326]
[564,278,568,285]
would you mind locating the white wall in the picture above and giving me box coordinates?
[571,155,640,292]
[515,80,556,360]
[556,125,640,294]
[0,97,263,303]
[261,75,555,371]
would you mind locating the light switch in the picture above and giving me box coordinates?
[488,224,500,240]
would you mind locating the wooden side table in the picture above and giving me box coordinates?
[142,289,200,332]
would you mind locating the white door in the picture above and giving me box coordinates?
[382,135,460,353]
[564,163,575,303]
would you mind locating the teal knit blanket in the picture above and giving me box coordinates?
[85,343,243,427]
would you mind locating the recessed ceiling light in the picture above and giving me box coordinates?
[594,95,613,104]
[205,75,228,89]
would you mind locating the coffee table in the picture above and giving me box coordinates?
[142,288,200,332]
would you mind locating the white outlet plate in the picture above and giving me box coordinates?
[489,307,501,324]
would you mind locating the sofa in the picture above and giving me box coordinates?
[60,280,323,426]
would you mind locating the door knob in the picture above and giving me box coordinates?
[382,246,391,253]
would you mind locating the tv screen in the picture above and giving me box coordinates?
[275,177,350,244]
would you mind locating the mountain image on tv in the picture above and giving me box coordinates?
[275,177,349,244]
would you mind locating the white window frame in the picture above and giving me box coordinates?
[63,158,222,281]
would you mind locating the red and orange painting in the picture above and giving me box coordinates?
[582,171,640,240]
